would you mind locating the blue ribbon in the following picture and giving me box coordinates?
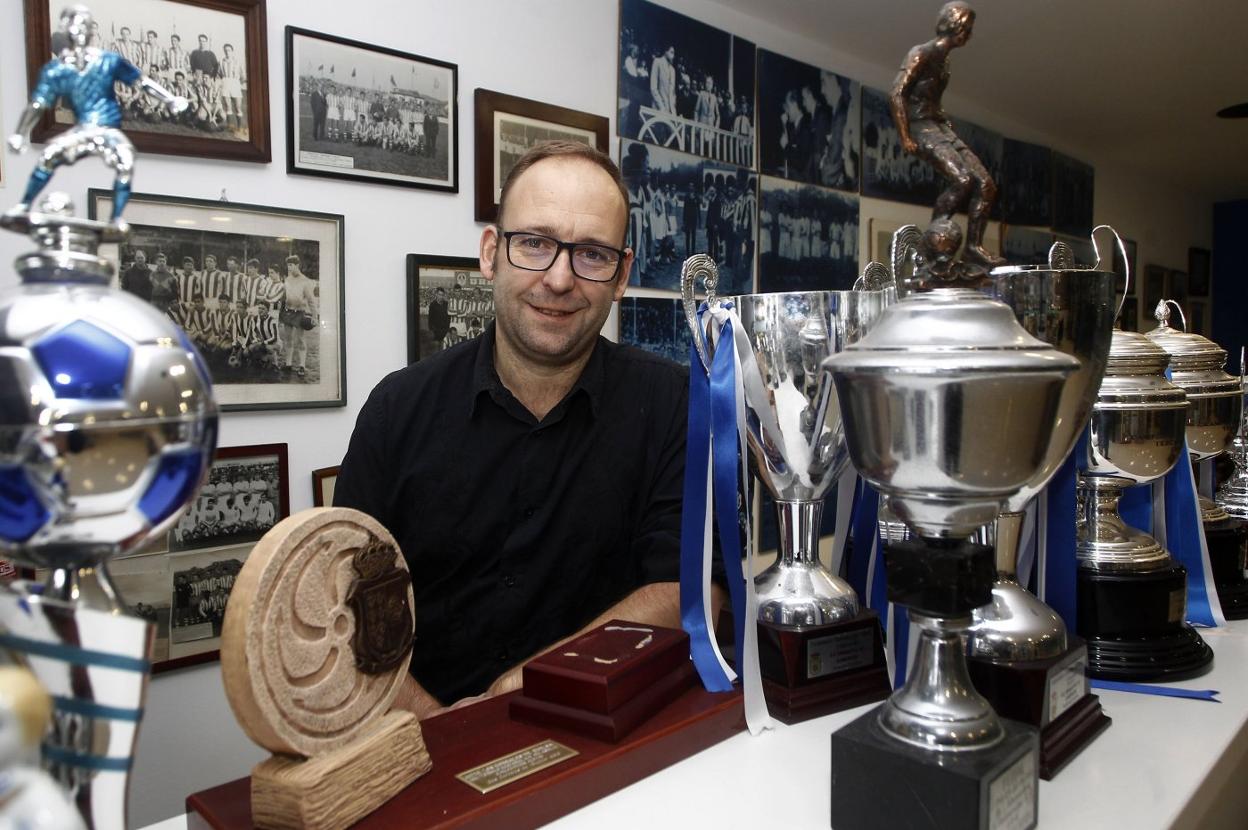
[0,633,149,673]
[1044,435,1083,631]
[51,695,143,723]
[891,604,911,689]
[1119,482,1153,533]
[1162,445,1218,626]
[679,337,732,692]
[846,479,876,602]
[1090,679,1220,702]
[41,743,133,772]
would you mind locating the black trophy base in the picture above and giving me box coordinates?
[830,707,1039,830]
[967,639,1110,780]
[1077,563,1214,681]
[756,610,891,724]
[1206,517,1248,620]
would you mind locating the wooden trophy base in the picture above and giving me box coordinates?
[1206,517,1248,620]
[509,621,696,742]
[251,710,432,830]
[757,610,891,724]
[188,685,743,830]
[967,638,1111,779]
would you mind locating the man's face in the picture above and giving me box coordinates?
[802,89,816,115]
[481,157,631,370]
[287,263,299,277]
[205,257,217,271]
[227,258,239,272]
[665,47,675,61]
[171,36,180,48]
[134,250,146,265]
[247,265,259,277]
[198,36,208,49]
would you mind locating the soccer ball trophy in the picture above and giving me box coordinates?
[0,7,215,829]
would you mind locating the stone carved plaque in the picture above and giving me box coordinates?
[221,508,415,757]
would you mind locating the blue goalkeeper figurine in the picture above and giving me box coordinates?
[5,4,188,228]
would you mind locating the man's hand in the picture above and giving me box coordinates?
[390,674,443,721]
[8,134,28,153]
[485,665,524,697]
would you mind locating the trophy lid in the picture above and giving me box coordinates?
[1106,328,1173,377]
[829,288,1073,374]
[1145,300,1230,374]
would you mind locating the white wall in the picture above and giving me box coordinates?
[0,0,1214,825]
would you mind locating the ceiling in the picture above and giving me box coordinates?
[710,0,1248,202]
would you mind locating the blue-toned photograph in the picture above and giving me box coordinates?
[757,49,860,193]
[1003,226,1054,266]
[949,116,1003,220]
[621,139,755,294]
[618,296,690,366]
[618,0,756,168]
[758,176,859,293]
[860,86,941,206]
[1001,138,1052,227]
[1053,152,1095,237]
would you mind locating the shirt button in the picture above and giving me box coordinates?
[496,648,509,662]
[502,573,516,588]
[523,507,535,518]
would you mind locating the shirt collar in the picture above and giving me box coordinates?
[469,322,606,422]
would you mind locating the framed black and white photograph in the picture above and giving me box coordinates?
[286,26,457,191]
[1168,270,1188,309]
[1143,264,1167,314]
[23,0,271,163]
[1052,151,1095,237]
[474,89,609,222]
[758,176,859,293]
[1000,138,1052,227]
[1003,226,1054,266]
[1120,296,1139,333]
[312,465,339,507]
[1188,247,1211,297]
[406,254,494,363]
[860,86,941,207]
[618,296,690,366]
[618,0,756,168]
[90,190,346,411]
[756,49,860,193]
[949,116,1004,220]
[1113,237,1138,296]
[169,443,289,554]
[621,139,755,294]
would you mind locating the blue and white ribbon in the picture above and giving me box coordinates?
[1039,435,1084,630]
[845,481,913,688]
[679,302,773,734]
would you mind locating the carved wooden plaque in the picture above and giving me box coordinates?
[222,508,414,757]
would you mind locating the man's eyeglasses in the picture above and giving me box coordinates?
[501,231,626,282]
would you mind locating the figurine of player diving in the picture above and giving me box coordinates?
[0,666,85,830]
[5,5,188,229]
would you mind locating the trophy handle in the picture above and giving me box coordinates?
[1155,298,1188,333]
[853,261,892,291]
[1047,240,1075,270]
[890,225,922,296]
[681,254,719,371]
[1090,224,1131,325]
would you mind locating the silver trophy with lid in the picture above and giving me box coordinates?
[1217,355,1248,519]
[1145,302,1248,617]
[0,7,214,829]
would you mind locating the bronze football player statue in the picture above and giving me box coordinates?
[890,1,1004,272]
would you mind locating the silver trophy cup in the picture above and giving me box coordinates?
[680,255,889,628]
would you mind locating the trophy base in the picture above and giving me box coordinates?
[1205,517,1248,620]
[756,610,890,724]
[830,707,1039,830]
[967,639,1111,779]
[1077,563,1214,680]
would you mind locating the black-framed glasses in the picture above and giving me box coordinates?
[501,230,626,282]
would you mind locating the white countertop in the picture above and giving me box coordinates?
[146,619,1248,830]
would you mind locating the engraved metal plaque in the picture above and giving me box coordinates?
[987,749,1037,830]
[1046,654,1089,725]
[455,739,579,794]
[806,627,875,679]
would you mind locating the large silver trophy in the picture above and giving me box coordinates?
[1217,352,1248,519]
[0,7,214,829]
[680,255,892,722]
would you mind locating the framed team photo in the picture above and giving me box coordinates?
[1188,247,1211,297]
[860,86,940,207]
[758,175,859,294]
[22,0,271,162]
[618,296,691,366]
[473,88,609,222]
[89,189,346,411]
[286,27,457,192]
[169,443,289,554]
[312,465,340,507]
[1052,151,1095,237]
[1003,226,1055,266]
[406,254,494,363]
[1000,138,1052,227]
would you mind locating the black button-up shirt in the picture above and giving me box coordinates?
[334,324,688,704]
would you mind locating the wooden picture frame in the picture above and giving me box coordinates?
[67,443,291,673]
[286,26,458,192]
[89,189,346,411]
[405,253,493,363]
[474,89,608,222]
[1188,247,1211,297]
[311,464,340,507]
[23,0,271,163]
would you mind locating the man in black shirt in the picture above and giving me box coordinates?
[335,141,697,715]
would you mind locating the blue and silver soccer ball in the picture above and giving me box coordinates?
[0,283,217,570]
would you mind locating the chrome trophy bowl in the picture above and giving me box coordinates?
[967,256,1116,661]
[681,255,890,629]
[823,287,1078,751]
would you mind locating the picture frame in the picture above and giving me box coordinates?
[474,89,609,222]
[1188,247,1211,297]
[83,443,289,672]
[23,0,271,163]
[286,26,457,192]
[406,254,493,363]
[312,464,340,507]
[89,189,346,411]
[1142,264,1167,317]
